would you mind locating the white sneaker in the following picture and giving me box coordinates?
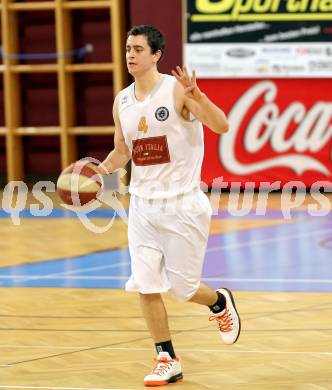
[144,351,183,387]
[209,288,241,345]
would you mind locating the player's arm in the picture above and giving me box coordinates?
[172,66,229,134]
[95,95,131,174]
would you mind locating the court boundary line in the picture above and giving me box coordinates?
[0,345,330,356]
[0,228,331,289]
[0,262,130,286]
[0,275,331,284]
[206,228,332,253]
[0,386,134,390]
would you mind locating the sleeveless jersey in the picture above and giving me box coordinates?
[118,74,204,199]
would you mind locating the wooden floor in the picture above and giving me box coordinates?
[0,289,331,389]
[0,193,331,389]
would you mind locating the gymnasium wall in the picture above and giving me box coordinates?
[0,0,182,178]
[129,0,182,75]
[0,75,4,180]
[4,1,330,187]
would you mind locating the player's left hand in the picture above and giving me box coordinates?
[171,66,204,102]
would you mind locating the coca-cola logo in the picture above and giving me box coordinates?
[219,81,332,175]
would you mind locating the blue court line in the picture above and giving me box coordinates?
[203,219,332,292]
[0,208,123,219]
[0,249,131,288]
[0,213,331,291]
[1,208,327,219]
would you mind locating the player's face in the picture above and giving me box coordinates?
[126,34,160,76]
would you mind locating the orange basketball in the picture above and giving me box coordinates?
[56,161,103,206]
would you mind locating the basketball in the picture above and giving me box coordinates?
[56,161,103,206]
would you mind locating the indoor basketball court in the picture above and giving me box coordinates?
[0,192,331,389]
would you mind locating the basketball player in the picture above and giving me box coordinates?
[95,25,241,387]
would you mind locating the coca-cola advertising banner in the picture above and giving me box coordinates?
[200,78,332,188]
[185,0,332,77]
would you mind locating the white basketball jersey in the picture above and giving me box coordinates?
[118,74,204,199]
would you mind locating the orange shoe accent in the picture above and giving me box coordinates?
[209,309,233,332]
[144,380,168,386]
[143,352,183,386]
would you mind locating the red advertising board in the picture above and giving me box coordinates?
[199,78,332,188]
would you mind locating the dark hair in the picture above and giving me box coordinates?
[127,25,165,60]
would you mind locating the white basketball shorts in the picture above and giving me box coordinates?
[125,190,212,301]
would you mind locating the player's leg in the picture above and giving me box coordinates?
[162,190,241,345]
[139,292,182,387]
[188,281,219,305]
[139,292,171,343]
[125,196,182,386]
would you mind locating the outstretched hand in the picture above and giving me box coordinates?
[171,66,204,102]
